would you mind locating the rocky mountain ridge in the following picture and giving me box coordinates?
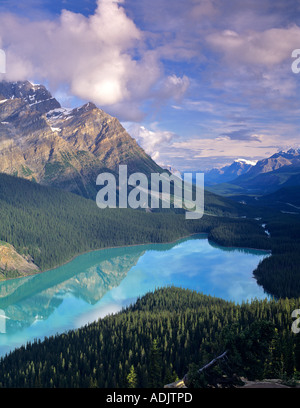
[206,148,300,196]
[235,148,300,181]
[0,80,161,198]
[204,158,256,185]
[0,81,60,113]
[229,148,300,193]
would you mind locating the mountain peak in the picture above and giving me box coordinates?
[0,80,61,113]
[204,158,255,185]
[273,148,300,159]
[75,101,98,113]
[0,79,162,198]
[286,147,300,155]
[226,148,300,194]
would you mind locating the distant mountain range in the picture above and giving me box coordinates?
[204,158,257,185]
[0,80,161,199]
[205,149,300,212]
[206,148,300,195]
[231,149,300,192]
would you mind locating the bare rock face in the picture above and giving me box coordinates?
[0,81,60,113]
[0,241,40,279]
[0,80,161,198]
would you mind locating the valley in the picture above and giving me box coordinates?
[205,149,300,204]
[1,0,300,393]
[0,79,299,389]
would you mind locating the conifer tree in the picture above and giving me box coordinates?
[127,365,138,388]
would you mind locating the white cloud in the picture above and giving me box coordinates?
[0,0,190,120]
[159,74,190,101]
[167,125,300,170]
[124,122,177,162]
[1,0,299,170]
[207,25,300,66]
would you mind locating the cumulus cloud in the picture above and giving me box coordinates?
[1,0,300,169]
[124,122,177,162]
[0,0,190,120]
[207,25,300,66]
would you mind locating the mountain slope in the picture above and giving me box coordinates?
[0,241,39,280]
[234,165,300,194]
[0,80,162,198]
[204,159,256,185]
[231,149,300,193]
[207,149,300,196]
[0,172,271,278]
[0,172,192,274]
[227,186,300,214]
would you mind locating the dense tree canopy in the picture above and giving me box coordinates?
[0,287,299,388]
[1,173,299,298]
[0,174,300,388]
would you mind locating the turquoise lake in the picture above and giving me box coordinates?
[0,234,270,357]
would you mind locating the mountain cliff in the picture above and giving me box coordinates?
[0,80,162,198]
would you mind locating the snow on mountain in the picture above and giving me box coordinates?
[235,158,258,166]
[204,158,255,185]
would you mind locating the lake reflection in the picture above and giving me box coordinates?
[0,235,270,357]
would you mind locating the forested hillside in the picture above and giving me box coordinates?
[0,287,298,388]
[252,213,300,298]
[0,172,267,274]
[0,173,299,298]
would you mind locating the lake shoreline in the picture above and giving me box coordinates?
[0,235,270,360]
[0,232,271,284]
[0,232,203,283]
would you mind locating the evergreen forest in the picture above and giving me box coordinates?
[0,287,299,388]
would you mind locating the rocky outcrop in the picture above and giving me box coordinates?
[0,241,39,279]
[0,81,60,113]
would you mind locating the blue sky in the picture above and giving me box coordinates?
[0,0,300,170]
